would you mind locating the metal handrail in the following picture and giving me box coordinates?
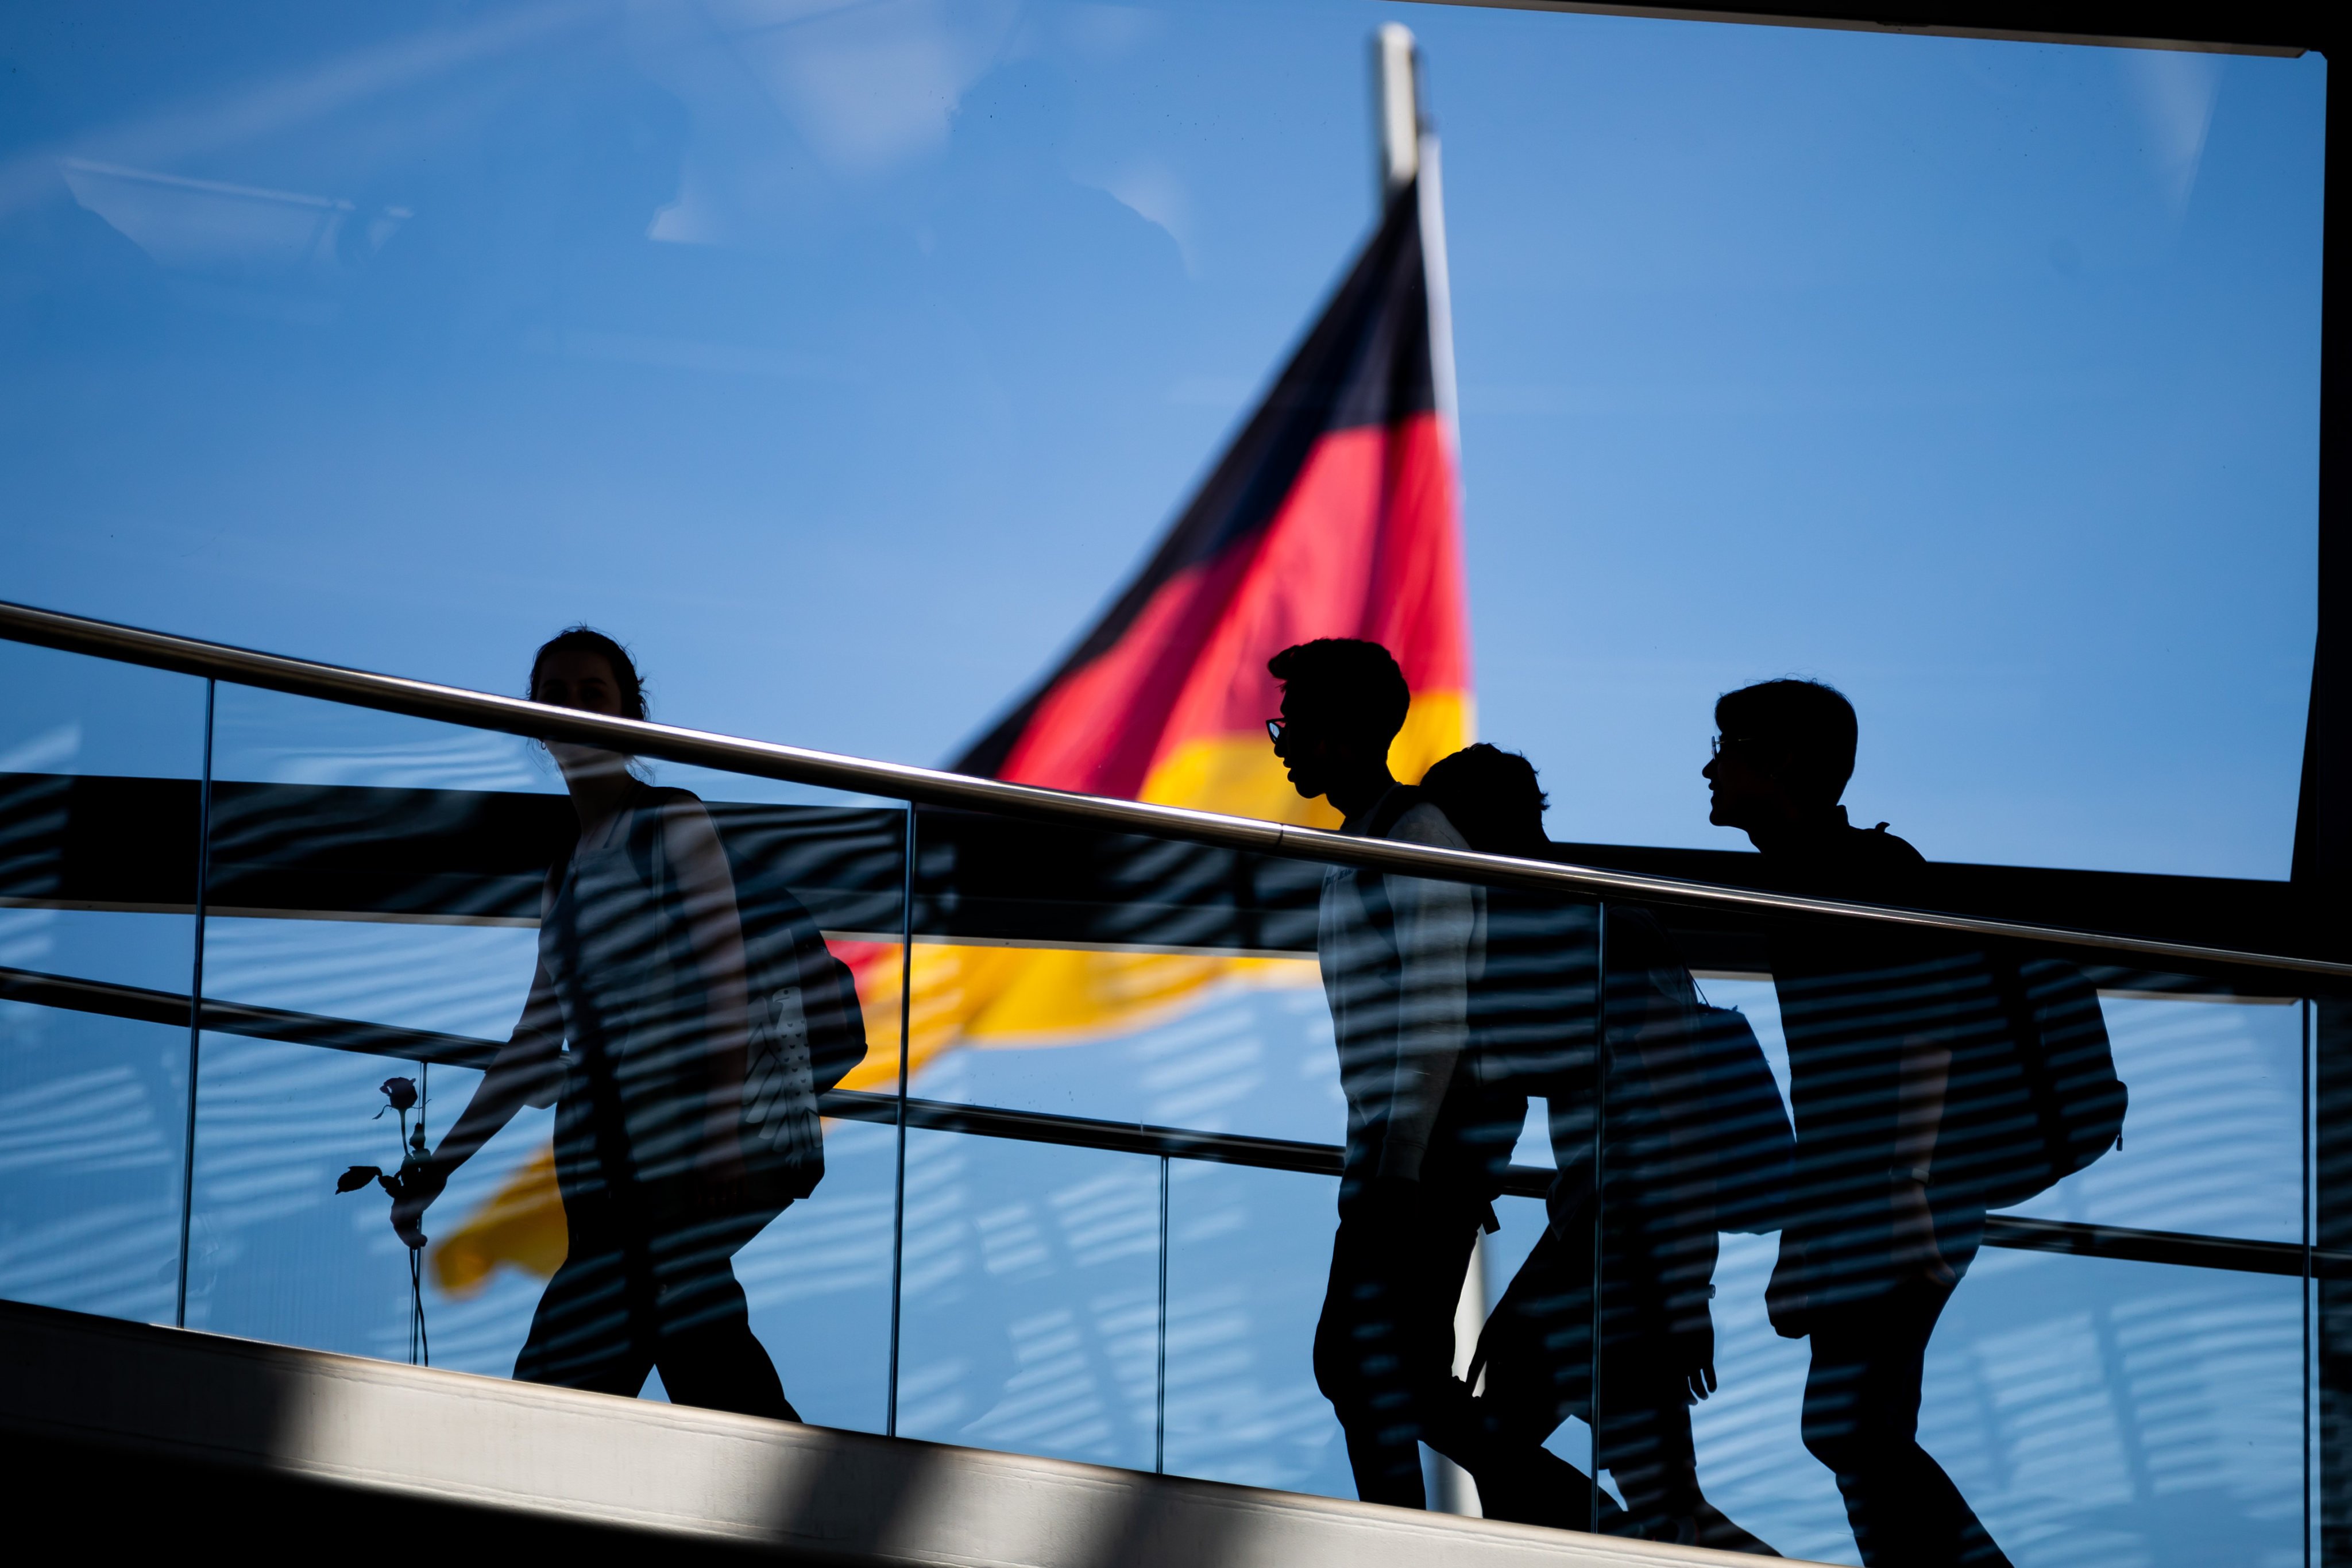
[5,597,2345,979]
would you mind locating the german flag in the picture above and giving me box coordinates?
[432,165,1472,1296]
[959,168,1470,816]
[827,164,1473,1086]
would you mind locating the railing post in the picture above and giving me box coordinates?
[2317,995,2352,1562]
[1157,1152,1170,1476]
[887,806,915,1439]
[173,677,214,1330]
[1589,898,1606,1535]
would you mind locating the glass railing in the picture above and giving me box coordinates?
[1,605,2338,1567]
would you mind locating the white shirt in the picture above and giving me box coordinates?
[1317,786,1486,1187]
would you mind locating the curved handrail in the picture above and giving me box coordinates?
[4,596,2345,979]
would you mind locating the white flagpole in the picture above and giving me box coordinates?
[1377,22,1484,1524]
[1374,23,1421,196]
[1420,133,1462,449]
[1373,24,1463,480]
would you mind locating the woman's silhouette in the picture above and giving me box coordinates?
[392,627,794,1418]
[1420,744,1770,1552]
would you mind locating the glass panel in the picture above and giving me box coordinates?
[2001,991,2303,1243]
[1476,1189,1602,1498]
[895,1127,1160,1470]
[182,684,903,1432]
[1701,972,2306,1246]
[1589,897,2311,1566]
[738,1114,898,1432]
[903,789,1598,1505]
[0,640,207,1323]
[1693,1252,2306,1567]
[1160,1159,1350,1497]
[1146,890,1616,1513]
[902,806,1338,1141]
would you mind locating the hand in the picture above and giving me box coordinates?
[1890,1175,1957,1288]
[385,1157,446,1252]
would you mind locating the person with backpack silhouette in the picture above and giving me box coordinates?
[1268,638,1511,1508]
[389,628,862,1420]
[1419,744,1778,1553]
[1705,679,2013,1568]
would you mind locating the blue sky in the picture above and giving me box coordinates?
[0,1,2326,878]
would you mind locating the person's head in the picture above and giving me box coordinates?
[1419,744,1548,856]
[1266,639,1411,804]
[529,627,647,786]
[530,626,646,718]
[1703,678,1857,835]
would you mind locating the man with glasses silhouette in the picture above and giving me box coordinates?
[1268,637,1497,1509]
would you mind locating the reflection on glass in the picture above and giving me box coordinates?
[0,617,2328,1568]
[895,801,1337,1137]
[1690,1248,2305,1566]
[0,642,207,1324]
[1160,1160,1351,1497]
[184,1030,491,1359]
[905,978,1340,1141]
[733,1114,896,1434]
[2002,992,2303,1242]
[182,657,903,1418]
[409,631,814,1417]
[895,1128,1160,1472]
[0,972,194,1325]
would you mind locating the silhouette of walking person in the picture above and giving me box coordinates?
[391,628,795,1419]
[1420,744,1773,1552]
[1705,679,2010,1567]
[1268,638,1505,1508]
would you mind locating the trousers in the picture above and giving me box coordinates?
[1461,1211,1696,1534]
[513,1202,796,1422]
[1802,1275,2009,1567]
[1311,1188,1485,1507]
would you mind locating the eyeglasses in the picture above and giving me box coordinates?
[1265,719,1287,744]
[1710,734,1745,757]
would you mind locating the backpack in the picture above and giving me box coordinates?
[1644,1002,1794,1235]
[1961,953,2127,1210]
[644,790,868,1210]
[1593,991,1793,1237]
[730,873,870,1204]
[1459,897,1793,1233]
[1353,793,1792,1232]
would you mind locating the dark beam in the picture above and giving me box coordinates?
[1415,0,2325,56]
